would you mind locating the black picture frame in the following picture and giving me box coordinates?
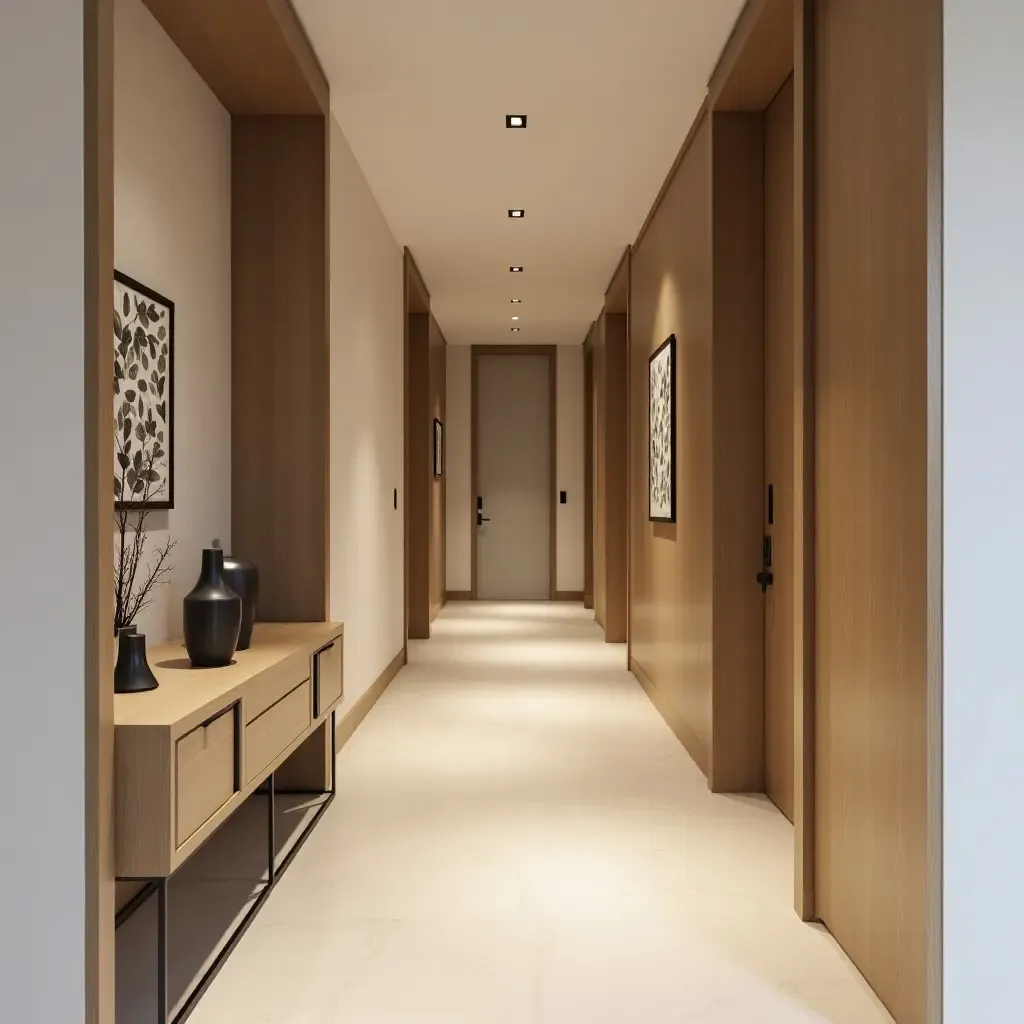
[433,418,444,478]
[648,334,676,523]
[114,270,175,511]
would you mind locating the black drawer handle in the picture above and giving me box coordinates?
[199,702,236,730]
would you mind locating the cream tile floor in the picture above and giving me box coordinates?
[179,602,893,1024]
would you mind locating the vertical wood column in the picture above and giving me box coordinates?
[231,115,329,622]
[407,311,431,637]
[602,313,629,643]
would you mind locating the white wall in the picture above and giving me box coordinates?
[444,344,585,596]
[557,345,585,592]
[0,3,87,1019]
[943,1,1024,1018]
[329,116,406,705]
[446,347,473,592]
[114,0,232,642]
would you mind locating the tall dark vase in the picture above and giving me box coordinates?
[114,628,159,693]
[218,545,259,651]
[183,548,242,668]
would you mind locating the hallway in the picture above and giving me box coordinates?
[191,603,891,1024]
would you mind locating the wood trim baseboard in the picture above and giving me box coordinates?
[446,590,473,601]
[334,648,406,753]
[555,591,585,602]
[630,657,709,777]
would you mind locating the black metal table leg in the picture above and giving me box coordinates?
[268,771,276,884]
[157,878,168,1024]
[330,710,337,795]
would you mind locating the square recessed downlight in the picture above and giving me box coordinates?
[511,298,522,303]
[512,316,520,321]
[511,327,521,332]
[506,115,527,128]
[510,266,523,273]
[508,209,525,218]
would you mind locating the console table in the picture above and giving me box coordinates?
[114,622,344,1024]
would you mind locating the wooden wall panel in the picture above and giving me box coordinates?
[407,312,431,638]
[764,76,797,822]
[710,113,766,793]
[603,312,629,643]
[583,337,594,609]
[429,317,447,620]
[232,115,329,623]
[629,114,713,773]
[815,0,929,1020]
[593,317,607,628]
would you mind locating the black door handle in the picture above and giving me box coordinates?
[757,570,774,593]
[477,512,491,526]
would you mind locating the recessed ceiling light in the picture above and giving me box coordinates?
[511,298,522,304]
[512,316,520,321]
[511,327,521,332]
[506,115,527,128]
[510,266,523,273]
[508,209,525,218]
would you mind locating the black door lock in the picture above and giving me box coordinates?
[757,570,774,593]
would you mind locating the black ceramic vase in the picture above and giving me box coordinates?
[114,628,159,693]
[183,548,242,668]
[217,543,259,651]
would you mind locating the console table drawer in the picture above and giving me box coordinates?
[245,679,311,783]
[176,705,238,847]
[314,639,342,717]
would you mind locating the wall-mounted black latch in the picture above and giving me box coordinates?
[393,488,398,510]
[767,483,774,525]
[560,491,567,505]
[477,496,489,527]
[757,570,774,594]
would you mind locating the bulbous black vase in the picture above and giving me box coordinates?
[183,548,242,668]
[114,628,159,693]
[217,543,259,651]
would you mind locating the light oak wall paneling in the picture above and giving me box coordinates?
[814,0,931,1019]
[764,74,797,822]
[406,311,431,638]
[555,345,586,593]
[628,113,714,774]
[470,346,558,601]
[601,312,629,643]
[141,0,328,114]
[445,346,472,592]
[231,115,329,623]
[793,0,817,923]
[709,112,766,794]
[429,316,447,620]
[87,1,116,1019]
[709,0,796,112]
[583,329,595,609]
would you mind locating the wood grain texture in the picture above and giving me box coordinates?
[232,116,329,623]
[177,707,237,842]
[593,319,607,628]
[583,335,594,609]
[814,0,930,1018]
[244,680,311,783]
[407,311,431,636]
[141,0,328,114]
[470,346,557,601]
[429,317,447,619]
[629,114,713,774]
[315,638,343,713]
[764,76,797,822]
[85,0,115,1018]
[793,0,817,922]
[710,0,795,111]
[335,647,406,751]
[602,313,629,643]
[710,112,766,793]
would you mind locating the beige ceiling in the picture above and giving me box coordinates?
[295,0,745,346]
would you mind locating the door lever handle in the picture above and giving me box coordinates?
[477,513,491,526]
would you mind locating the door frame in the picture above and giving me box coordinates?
[470,345,558,601]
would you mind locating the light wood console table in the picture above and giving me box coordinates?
[114,622,343,1024]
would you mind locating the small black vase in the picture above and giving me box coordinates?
[183,548,242,668]
[217,544,259,651]
[114,628,159,693]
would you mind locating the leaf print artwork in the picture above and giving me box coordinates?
[648,335,676,522]
[114,272,174,510]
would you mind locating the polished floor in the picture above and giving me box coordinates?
[155,602,892,1023]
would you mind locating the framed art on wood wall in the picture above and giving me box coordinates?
[434,418,444,477]
[648,334,676,522]
[114,271,174,510]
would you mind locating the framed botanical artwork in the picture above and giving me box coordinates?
[648,334,676,522]
[114,271,174,510]
[433,418,444,478]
